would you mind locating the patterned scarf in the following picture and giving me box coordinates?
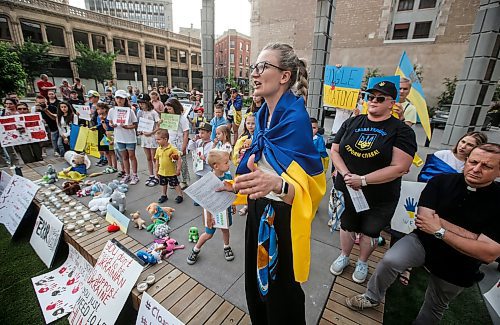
[257,203,278,299]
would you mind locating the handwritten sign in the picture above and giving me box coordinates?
[192,147,204,172]
[114,107,130,125]
[32,245,93,324]
[160,113,180,131]
[0,113,48,146]
[0,170,12,196]
[391,181,426,234]
[73,105,91,121]
[204,209,229,229]
[137,117,155,133]
[323,66,365,110]
[0,175,40,235]
[69,240,143,325]
[181,103,193,118]
[184,172,236,216]
[136,292,184,325]
[105,204,130,234]
[30,205,64,267]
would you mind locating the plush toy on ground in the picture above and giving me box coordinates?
[157,237,184,258]
[130,211,146,230]
[43,164,58,184]
[136,242,164,264]
[110,190,126,213]
[88,197,112,215]
[58,152,88,181]
[108,180,129,193]
[188,227,199,242]
[62,181,81,195]
[154,223,170,238]
[145,203,174,233]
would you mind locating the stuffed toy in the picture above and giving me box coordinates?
[170,151,180,162]
[108,180,128,193]
[188,227,199,242]
[136,242,166,264]
[88,197,112,215]
[157,237,184,258]
[58,153,88,181]
[145,203,174,233]
[94,183,112,198]
[130,211,146,230]
[62,181,81,195]
[154,223,170,238]
[110,190,126,213]
[43,164,58,184]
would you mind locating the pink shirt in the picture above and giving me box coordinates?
[152,100,165,114]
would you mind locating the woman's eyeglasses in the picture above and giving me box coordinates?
[365,93,392,103]
[249,61,285,76]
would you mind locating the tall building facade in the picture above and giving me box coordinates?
[84,0,173,31]
[250,0,480,106]
[215,29,251,92]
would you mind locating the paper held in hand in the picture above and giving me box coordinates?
[160,113,180,131]
[73,105,91,121]
[113,107,130,125]
[204,209,229,229]
[184,172,236,216]
[192,147,204,172]
[346,187,370,212]
[137,117,155,133]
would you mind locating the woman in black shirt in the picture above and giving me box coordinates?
[329,81,417,284]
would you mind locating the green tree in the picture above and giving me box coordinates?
[73,43,116,90]
[13,39,57,92]
[436,76,457,109]
[0,42,27,99]
[362,67,382,89]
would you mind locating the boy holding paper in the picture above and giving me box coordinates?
[187,149,236,265]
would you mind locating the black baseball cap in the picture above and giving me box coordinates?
[197,122,212,132]
[366,81,397,100]
[137,93,151,102]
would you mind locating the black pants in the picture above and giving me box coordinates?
[245,198,306,325]
[15,144,42,163]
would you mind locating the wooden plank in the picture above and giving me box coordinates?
[177,288,215,324]
[326,299,382,324]
[187,294,224,325]
[322,307,358,325]
[221,306,245,325]
[147,268,182,297]
[153,272,188,303]
[168,283,205,316]
[160,278,197,309]
[238,314,251,325]
[319,317,335,325]
[204,301,234,324]
[335,275,370,294]
[128,243,144,253]
[85,231,120,252]
[131,263,175,309]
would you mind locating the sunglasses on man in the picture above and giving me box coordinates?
[364,92,394,103]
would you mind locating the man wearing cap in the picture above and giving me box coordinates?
[329,80,417,284]
[394,77,417,127]
[226,88,243,144]
[37,74,57,100]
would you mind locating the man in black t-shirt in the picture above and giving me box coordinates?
[346,144,500,324]
[158,85,169,103]
[34,95,60,157]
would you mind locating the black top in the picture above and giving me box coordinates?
[160,93,169,104]
[41,99,60,132]
[416,173,500,287]
[333,115,417,203]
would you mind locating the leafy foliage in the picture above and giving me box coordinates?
[362,67,382,89]
[13,39,57,83]
[436,76,457,109]
[0,42,27,98]
[73,43,116,85]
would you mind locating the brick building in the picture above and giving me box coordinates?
[250,0,480,106]
[215,29,251,92]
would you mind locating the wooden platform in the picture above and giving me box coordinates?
[19,160,251,325]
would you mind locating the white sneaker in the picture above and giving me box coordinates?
[54,152,60,157]
[330,254,350,276]
[130,174,139,185]
[120,174,131,184]
[352,260,369,283]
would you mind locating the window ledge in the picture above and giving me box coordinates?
[384,37,436,44]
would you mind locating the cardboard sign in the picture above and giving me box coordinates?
[69,240,143,325]
[160,113,180,131]
[73,105,91,121]
[85,129,100,158]
[204,209,229,229]
[391,181,427,234]
[136,292,184,325]
[137,117,155,133]
[0,170,12,196]
[32,245,93,324]
[0,175,40,235]
[323,66,365,110]
[105,204,130,234]
[0,113,48,146]
[182,103,193,118]
[30,205,64,267]
[114,107,130,125]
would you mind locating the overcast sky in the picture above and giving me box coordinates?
[69,0,251,37]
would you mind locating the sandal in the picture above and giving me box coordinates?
[398,269,411,286]
[103,167,116,174]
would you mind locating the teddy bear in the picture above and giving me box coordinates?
[63,152,87,175]
[62,181,81,195]
[145,203,174,234]
[130,211,146,230]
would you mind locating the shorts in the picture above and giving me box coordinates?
[339,190,398,238]
[226,114,234,124]
[234,110,242,126]
[205,211,233,235]
[159,175,179,187]
[116,142,136,152]
[141,135,158,149]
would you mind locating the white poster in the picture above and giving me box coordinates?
[204,209,229,229]
[0,170,12,195]
[30,205,64,267]
[484,280,500,317]
[137,117,155,133]
[0,113,48,146]
[136,292,184,325]
[73,105,91,121]
[192,147,204,172]
[0,175,40,235]
[32,245,93,324]
[113,107,130,125]
[69,240,143,325]
[391,181,427,234]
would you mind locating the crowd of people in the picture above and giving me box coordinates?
[1,42,499,325]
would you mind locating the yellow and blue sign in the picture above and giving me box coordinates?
[367,75,401,102]
[323,66,365,110]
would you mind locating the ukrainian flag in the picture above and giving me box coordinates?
[395,51,432,140]
[237,90,326,282]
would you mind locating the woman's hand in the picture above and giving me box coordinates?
[344,173,363,190]
[234,154,282,199]
[63,137,69,144]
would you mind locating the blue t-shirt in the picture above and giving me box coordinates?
[313,134,328,158]
[210,116,227,140]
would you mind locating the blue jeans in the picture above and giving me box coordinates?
[51,130,62,155]
[57,136,67,156]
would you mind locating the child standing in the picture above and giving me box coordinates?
[191,107,206,133]
[187,149,235,264]
[188,122,214,205]
[209,103,227,141]
[137,93,161,186]
[154,130,183,204]
[214,125,232,154]
[149,90,165,114]
[96,103,118,173]
[56,101,79,155]
[311,117,329,172]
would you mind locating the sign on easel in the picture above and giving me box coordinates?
[136,292,184,325]
[30,205,64,267]
[105,204,130,234]
[69,240,143,325]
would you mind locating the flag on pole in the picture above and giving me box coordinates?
[395,51,432,140]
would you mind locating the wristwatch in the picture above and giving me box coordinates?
[275,178,289,198]
[434,228,446,240]
[360,176,367,187]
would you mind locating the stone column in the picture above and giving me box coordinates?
[107,34,117,82]
[140,40,147,92]
[188,49,193,90]
[66,27,79,79]
[201,0,215,118]
[442,0,500,145]
[166,46,172,88]
[307,0,336,123]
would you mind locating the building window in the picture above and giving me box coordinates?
[413,21,432,38]
[179,50,187,63]
[239,69,243,78]
[191,52,198,65]
[0,16,11,40]
[115,62,141,79]
[170,48,178,62]
[246,43,249,51]
[392,23,410,40]
[397,0,414,11]
[239,54,242,65]
[21,21,43,43]
[230,53,234,64]
[230,40,235,48]
[246,56,249,66]
[128,40,139,56]
[419,0,437,9]
[198,54,202,65]
[45,25,65,47]
[92,34,107,52]
[113,38,125,54]
[145,44,154,59]
[74,30,89,47]
[156,46,165,60]
[239,42,243,50]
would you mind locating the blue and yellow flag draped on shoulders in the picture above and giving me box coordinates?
[236,90,326,282]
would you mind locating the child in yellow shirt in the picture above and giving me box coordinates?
[154,129,183,204]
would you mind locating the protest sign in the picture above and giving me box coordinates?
[105,204,130,234]
[32,245,93,324]
[136,292,184,325]
[391,181,426,234]
[0,175,40,235]
[484,280,500,317]
[0,170,12,195]
[181,103,193,118]
[73,105,91,121]
[192,147,204,172]
[114,107,130,125]
[204,209,229,229]
[160,113,180,131]
[323,66,365,110]
[69,240,143,325]
[84,129,100,158]
[137,117,155,133]
[0,113,48,147]
[30,205,64,267]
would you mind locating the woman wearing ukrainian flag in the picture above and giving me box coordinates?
[228,43,326,324]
